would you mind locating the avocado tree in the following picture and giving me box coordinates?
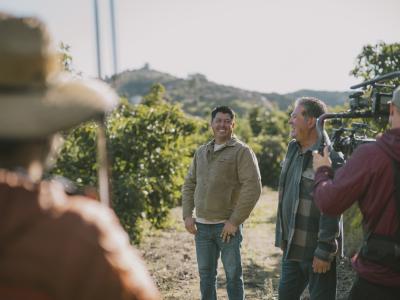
[52,84,204,243]
[248,107,290,188]
[350,41,400,82]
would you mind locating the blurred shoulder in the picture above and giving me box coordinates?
[40,180,128,246]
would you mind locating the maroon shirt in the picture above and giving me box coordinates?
[0,170,160,300]
[314,128,400,287]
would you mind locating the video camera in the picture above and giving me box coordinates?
[317,71,400,158]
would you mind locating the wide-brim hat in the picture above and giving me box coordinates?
[0,13,118,139]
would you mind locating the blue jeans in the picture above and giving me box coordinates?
[195,222,244,300]
[278,258,336,300]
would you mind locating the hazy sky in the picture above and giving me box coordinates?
[1,0,399,93]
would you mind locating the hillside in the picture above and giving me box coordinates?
[108,66,351,117]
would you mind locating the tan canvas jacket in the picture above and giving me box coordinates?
[182,137,262,226]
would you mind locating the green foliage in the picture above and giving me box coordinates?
[335,42,400,137]
[247,108,290,188]
[348,42,400,132]
[248,107,263,136]
[234,117,254,143]
[52,84,202,243]
[53,122,98,188]
[343,204,363,257]
[141,83,167,106]
[350,41,400,84]
[253,135,287,188]
[108,98,198,234]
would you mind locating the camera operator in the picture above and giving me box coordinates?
[312,86,400,299]
[0,13,160,300]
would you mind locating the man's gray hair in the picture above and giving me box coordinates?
[295,97,327,119]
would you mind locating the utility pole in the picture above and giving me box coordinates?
[110,0,118,75]
[93,0,102,78]
[93,0,111,207]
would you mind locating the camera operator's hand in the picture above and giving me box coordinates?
[312,146,332,171]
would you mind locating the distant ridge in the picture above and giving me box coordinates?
[108,67,350,116]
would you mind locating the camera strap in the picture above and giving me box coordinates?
[363,153,400,241]
[365,143,400,241]
[359,147,400,271]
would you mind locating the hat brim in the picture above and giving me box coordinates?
[0,73,118,139]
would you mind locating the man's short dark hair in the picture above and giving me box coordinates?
[211,106,236,122]
[295,97,327,119]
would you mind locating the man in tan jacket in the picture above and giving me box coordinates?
[0,13,160,300]
[182,106,262,300]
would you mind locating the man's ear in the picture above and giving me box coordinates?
[307,116,316,129]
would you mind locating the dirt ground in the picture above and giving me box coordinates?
[139,188,355,299]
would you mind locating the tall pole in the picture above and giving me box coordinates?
[93,0,111,207]
[110,0,118,75]
[97,119,110,207]
[94,0,102,78]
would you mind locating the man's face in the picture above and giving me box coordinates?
[288,104,312,144]
[211,112,235,143]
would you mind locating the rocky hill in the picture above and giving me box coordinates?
[108,66,350,117]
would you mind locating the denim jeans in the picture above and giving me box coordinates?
[278,258,336,300]
[195,222,244,300]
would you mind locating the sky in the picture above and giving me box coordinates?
[1,0,399,94]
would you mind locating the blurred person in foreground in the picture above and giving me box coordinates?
[275,97,343,300]
[182,106,262,300]
[0,13,160,300]
[312,87,400,299]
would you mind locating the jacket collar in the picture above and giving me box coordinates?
[207,136,238,147]
[206,136,238,152]
[294,139,319,154]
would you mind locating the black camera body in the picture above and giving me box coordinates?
[317,71,400,159]
[349,85,393,117]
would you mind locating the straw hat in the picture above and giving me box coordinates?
[0,13,118,139]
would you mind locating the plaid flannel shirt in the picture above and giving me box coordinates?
[275,140,343,262]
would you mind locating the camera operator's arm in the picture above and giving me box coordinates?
[312,146,371,215]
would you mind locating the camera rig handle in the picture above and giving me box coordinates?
[316,113,334,153]
[350,71,400,89]
[316,111,373,154]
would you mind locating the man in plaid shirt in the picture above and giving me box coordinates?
[275,97,343,300]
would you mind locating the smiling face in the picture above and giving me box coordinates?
[211,112,235,144]
[289,104,316,149]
